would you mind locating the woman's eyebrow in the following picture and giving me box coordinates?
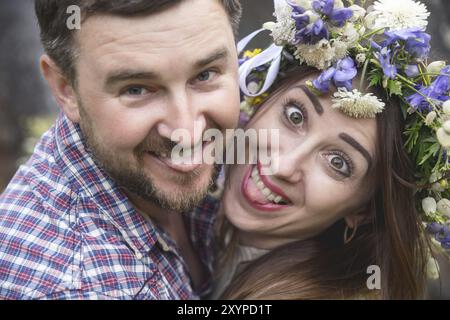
[339,133,373,169]
[295,84,324,116]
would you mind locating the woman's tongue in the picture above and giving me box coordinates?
[246,175,271,205]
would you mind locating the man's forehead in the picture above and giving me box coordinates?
[76,11,234,63]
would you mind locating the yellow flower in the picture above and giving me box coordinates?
[243,49,262,59]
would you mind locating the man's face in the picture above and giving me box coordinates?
[73,0,240,212]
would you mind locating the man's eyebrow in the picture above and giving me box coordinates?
[297,84,324,115]
[339,133,373,169]
[105,70,160,88]
[194,47,229,69]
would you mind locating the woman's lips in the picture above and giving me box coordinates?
[241,164,292,212]
[257,161,292,202]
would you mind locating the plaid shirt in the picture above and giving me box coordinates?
[0,113,219,300]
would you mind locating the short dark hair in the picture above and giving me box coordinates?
[35,0,242,85]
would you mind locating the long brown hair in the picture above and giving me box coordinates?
[217,67,429,299]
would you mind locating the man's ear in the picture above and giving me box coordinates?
[40,54,80,123]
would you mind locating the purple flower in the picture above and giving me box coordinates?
[426,222,444,234]
[406,66,450,112]
[404,65,420,78]
[435,225,450,249]
[334,57,357,90]
[329,8,354,27]
[289,0,352,45]
[293,18,329,44]
[384,27,431,59]
[374,47,398,79]
[312,0,334,16]
[312,66,336,92]
[312,0,353,27]
[312,57,357,92]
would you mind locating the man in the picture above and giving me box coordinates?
[0,0,241,299]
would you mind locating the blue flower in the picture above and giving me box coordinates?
[434,225,450,249]
[334,57,357,90]
[312,57,357,92]
[404,65,420,78]
[426,222,445,234]
[289,0,352,45]
[312,0,353,27]
[329,8,353,27]
[374,47,398,79]
[313,66,336,92]
[384,27,431,60]
[312,0,334,16]
[293,18,330,44]
[406,66,450,112]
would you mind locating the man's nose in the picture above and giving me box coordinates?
[156,90,206,147]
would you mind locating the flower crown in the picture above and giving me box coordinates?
[238,0,450,250]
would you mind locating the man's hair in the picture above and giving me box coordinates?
[35,0,242,85]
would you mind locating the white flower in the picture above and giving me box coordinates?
[427,256,440,280]
[348,5,366,22]
[437,199,450,216]
[422,197,437,215]
[437,127,450,148]
[430,172,445,192]
[355,53,366,65]
[365,0,430,31]
[427,61,446,75]
[292,0,313,10]
[294,39,335,70]
[425,111,437,126]
[443,100,450,115]
[333,0,344,9]
[294,38,351,70]
[341,24,359,44]
[263,0,296,46]
[444,121,450,134]
[332,88,385,118]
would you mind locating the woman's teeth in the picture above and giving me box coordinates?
[251,166,289,205]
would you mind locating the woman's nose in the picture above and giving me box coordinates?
[272,140,315,184]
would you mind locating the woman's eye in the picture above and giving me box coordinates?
[125,86,149,96]
[325,153,352,177]
[284,105,305,127]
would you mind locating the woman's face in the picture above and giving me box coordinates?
[223,75,378,248]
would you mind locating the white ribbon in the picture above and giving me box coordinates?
[237,28,284,97]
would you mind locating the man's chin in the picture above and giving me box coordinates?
[140,165,216,212]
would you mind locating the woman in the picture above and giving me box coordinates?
[209,0,450,299]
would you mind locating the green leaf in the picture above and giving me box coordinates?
[368,68,383,88]
[418,142,440,165]
[387,80,403,96]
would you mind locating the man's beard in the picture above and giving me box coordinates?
[78,104,221,213]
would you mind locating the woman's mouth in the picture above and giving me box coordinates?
[241,163,292,212]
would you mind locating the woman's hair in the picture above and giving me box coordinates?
[217,66,429,299]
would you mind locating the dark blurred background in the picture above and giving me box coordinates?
[1,0,450,192]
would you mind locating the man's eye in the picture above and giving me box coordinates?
[284,104,306,127]
[196,70,214,82]
[125,87,149,96]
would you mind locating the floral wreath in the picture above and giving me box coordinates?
[237,0,450,253]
